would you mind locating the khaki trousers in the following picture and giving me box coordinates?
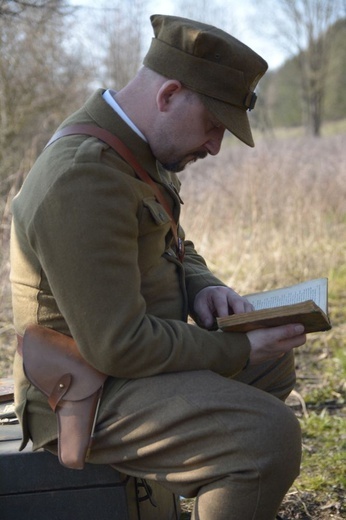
[85,352,301,520]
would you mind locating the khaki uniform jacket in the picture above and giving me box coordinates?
[10,89,250,451]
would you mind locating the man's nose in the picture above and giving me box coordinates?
[206,128,226,156]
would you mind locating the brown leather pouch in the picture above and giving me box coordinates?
[20,324,107,470]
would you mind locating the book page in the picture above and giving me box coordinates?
[245,278,328,313]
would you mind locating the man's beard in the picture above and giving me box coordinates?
[161,150,208,173]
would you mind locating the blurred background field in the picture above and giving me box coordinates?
[179,128,346,519]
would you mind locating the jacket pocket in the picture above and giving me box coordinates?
[142,197,171,226]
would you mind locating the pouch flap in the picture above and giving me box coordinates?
[143,197,171,225]
[22,325,107,401]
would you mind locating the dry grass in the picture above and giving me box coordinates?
[179,131,346,519]
[180,132,346,294]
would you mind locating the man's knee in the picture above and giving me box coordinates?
[261,400,302,484]
[234,351,297,401]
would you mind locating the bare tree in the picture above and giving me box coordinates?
[176,0,238,37]
[0,0,71,18]
[252,0,344,136]
[80,0,239,91]
[0,0,93,309]
[0,2,91,190]
[177,0,225,26]
[87,0,148,91]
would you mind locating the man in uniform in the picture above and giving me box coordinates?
[10,14,306,520]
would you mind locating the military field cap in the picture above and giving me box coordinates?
[143,14,268,147]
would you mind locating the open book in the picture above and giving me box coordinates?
[217,278,332,334]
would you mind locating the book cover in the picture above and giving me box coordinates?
[217,278,332,334]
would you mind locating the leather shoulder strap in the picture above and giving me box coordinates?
[45,124,184,262]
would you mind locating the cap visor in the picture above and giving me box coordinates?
[200,95,255,147]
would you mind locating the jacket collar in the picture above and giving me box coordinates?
[84,89,162,182]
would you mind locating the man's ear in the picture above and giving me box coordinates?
[156,80,182,112]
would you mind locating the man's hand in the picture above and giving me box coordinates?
[247,324,306,365]
[194,286,253,329]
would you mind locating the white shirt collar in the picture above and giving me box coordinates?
[103,89,147,142]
